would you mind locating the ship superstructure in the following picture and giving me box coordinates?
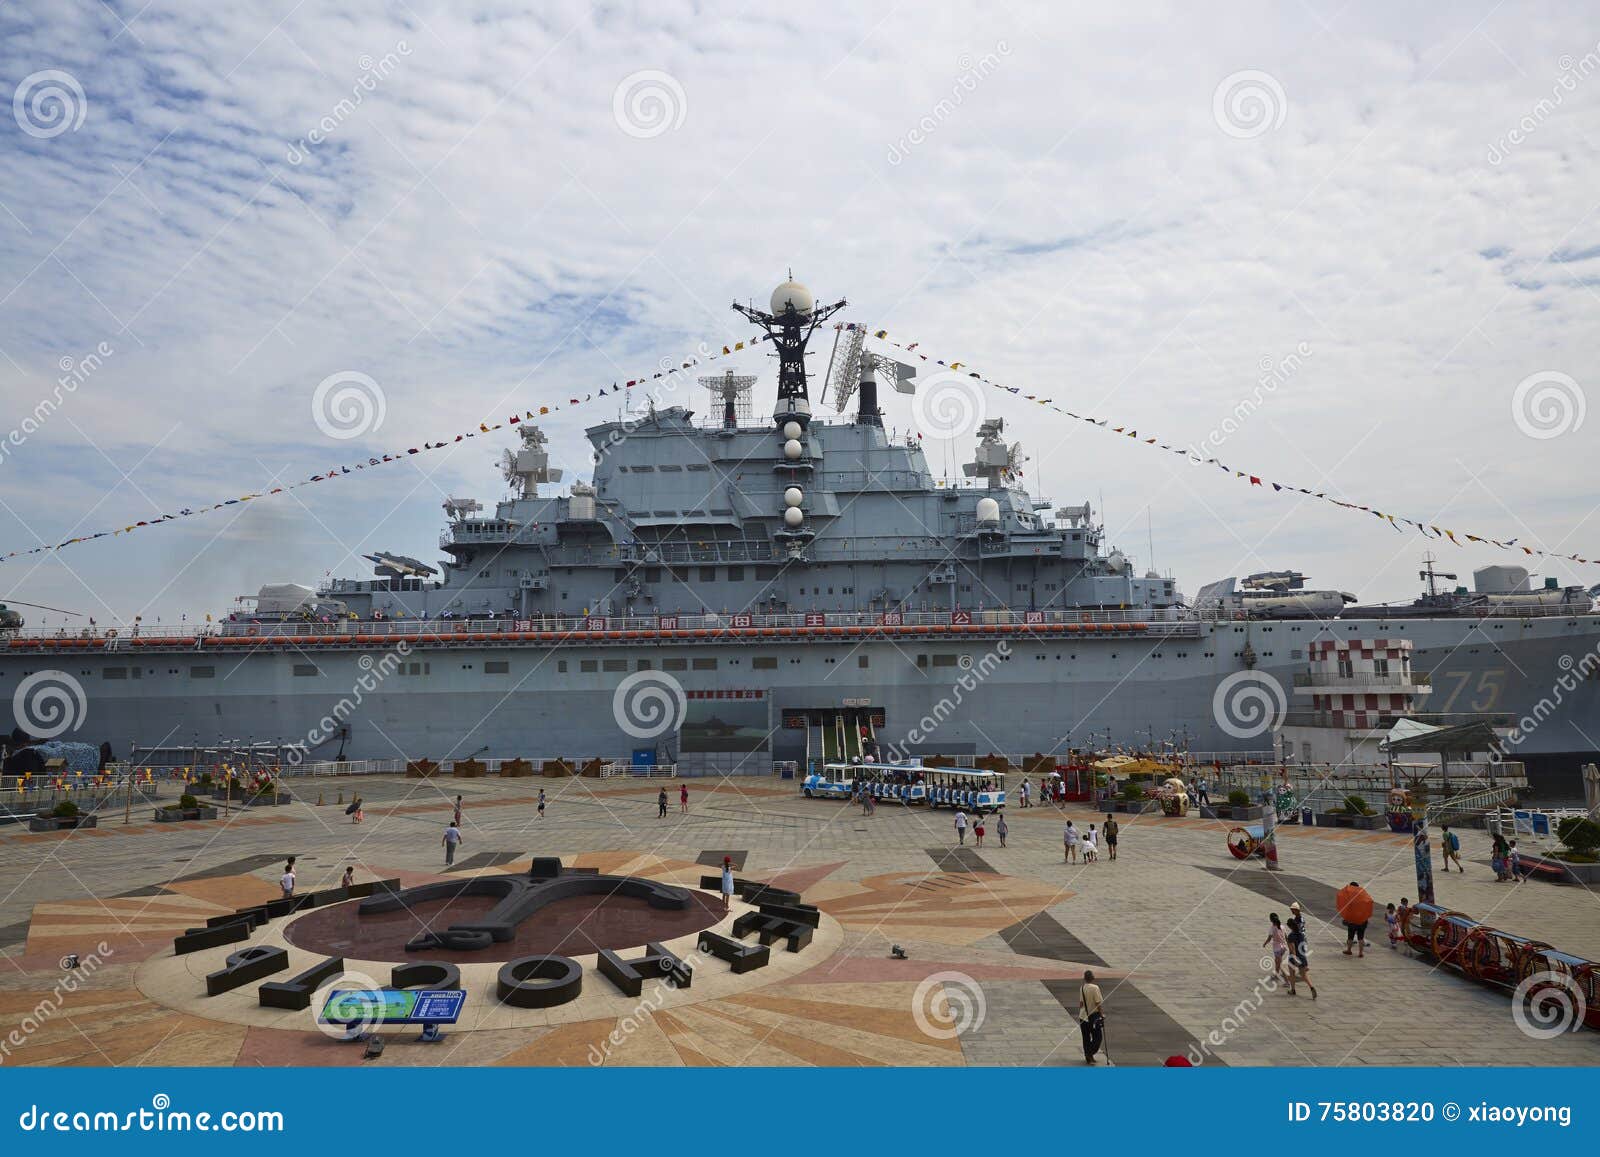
[2,280,1597,789]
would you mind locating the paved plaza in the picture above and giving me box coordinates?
[2,773,1597,1067]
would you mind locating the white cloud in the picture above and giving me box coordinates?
[0,1,1597,624]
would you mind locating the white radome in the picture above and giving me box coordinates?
[782,420,803,440]
[783,506,804,527]
[770,279,813,318]
[976,497,1001,524]
[784,487,804,507]
[783,439,803,460]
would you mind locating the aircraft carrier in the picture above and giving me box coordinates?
[4,280,1597,790]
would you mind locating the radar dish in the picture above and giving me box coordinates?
[700,369,756,427]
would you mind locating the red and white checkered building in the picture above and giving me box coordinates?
[1281,638,1433,765]
[1298,639,1427,729]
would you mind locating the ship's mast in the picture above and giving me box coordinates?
[730,274,845,430]
[1419,550,1456,599]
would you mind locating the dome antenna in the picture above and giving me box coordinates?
[730,275,846,430]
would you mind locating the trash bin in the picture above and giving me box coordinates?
[1300,806,1314,827]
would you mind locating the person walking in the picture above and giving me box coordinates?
[1082,823,1098,863]
[1103,814,1120,861]
[452,794,463,827]
[1264,912,1287,979]
[341,865,355,889]
[1285,901,1317,998]
[720,856,736,912]
[953,809,969,845]
[680,783,689,814]
[996,811,1008,847]
[1078,970,1106,1064]
[1196,776,1210,807]
[279,861,296,899]
[1508,839,1521,879]
[973,816,986,847]
[442,820,462,866]
[1441,825,1464,873]
[1336,880,1374,958]
[657,788,668,818]
[1064,819,1080,863]
[1019,780,1031,808]
[347,794,363,824]
[537,788,546,819]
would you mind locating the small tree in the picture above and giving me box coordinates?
[1556,817,1600,857]
[1121,783,1145,801]
[51,800,80,819]
[178,793,199,810]
[1344,794,1372,816]
[1227,788,1250,808]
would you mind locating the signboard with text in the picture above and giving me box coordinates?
[318,989,466,1026]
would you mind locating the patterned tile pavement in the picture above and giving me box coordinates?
[1,773,1597,1067]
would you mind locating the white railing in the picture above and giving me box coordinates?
[3,609,1214,649]
[598,762,677,778]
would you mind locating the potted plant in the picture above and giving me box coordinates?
[1220,789,1262,821]
[1336,794,1383,830]
[30,799,98,832]
[155,792,220,823]
[1525,816,1600,884]
[1120,783,1157,815]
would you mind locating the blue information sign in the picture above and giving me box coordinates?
[317,988,466,1026]
[411,990,466,1023]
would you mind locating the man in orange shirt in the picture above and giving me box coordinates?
[1336,881,1374,958]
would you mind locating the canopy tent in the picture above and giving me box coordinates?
[1381,718,1441,748]
[1378,718,1507,791]
[1380,720,1501,756]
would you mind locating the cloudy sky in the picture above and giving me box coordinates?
[0,0,1597,625]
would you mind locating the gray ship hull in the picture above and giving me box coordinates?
[11,612,1596,790]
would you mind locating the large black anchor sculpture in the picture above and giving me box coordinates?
[358,857,691,953]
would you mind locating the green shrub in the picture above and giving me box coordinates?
[179,793,198,810]
[51,800,80,819]
[1344,794,1373,816]
[1556,817,1600,856]
[1121,783,1145,801]
[1227,789,1250,808]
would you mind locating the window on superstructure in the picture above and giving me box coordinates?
[580,660,598,673]
[700,568,717,582]
[916,654,928,668]
[692,657,717,671]
[752,656,777,670]
[190,666,215,678]
[1374,658,1389,677]
[932,654,958,668]
[1338,658,1353,678]
[484,661,510,674]
[663,658,687,671]
[727,566,744,581]
[603,659,627,672]
[103,667,127,679]
[558,660,568,673]
[293,664,320,676]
